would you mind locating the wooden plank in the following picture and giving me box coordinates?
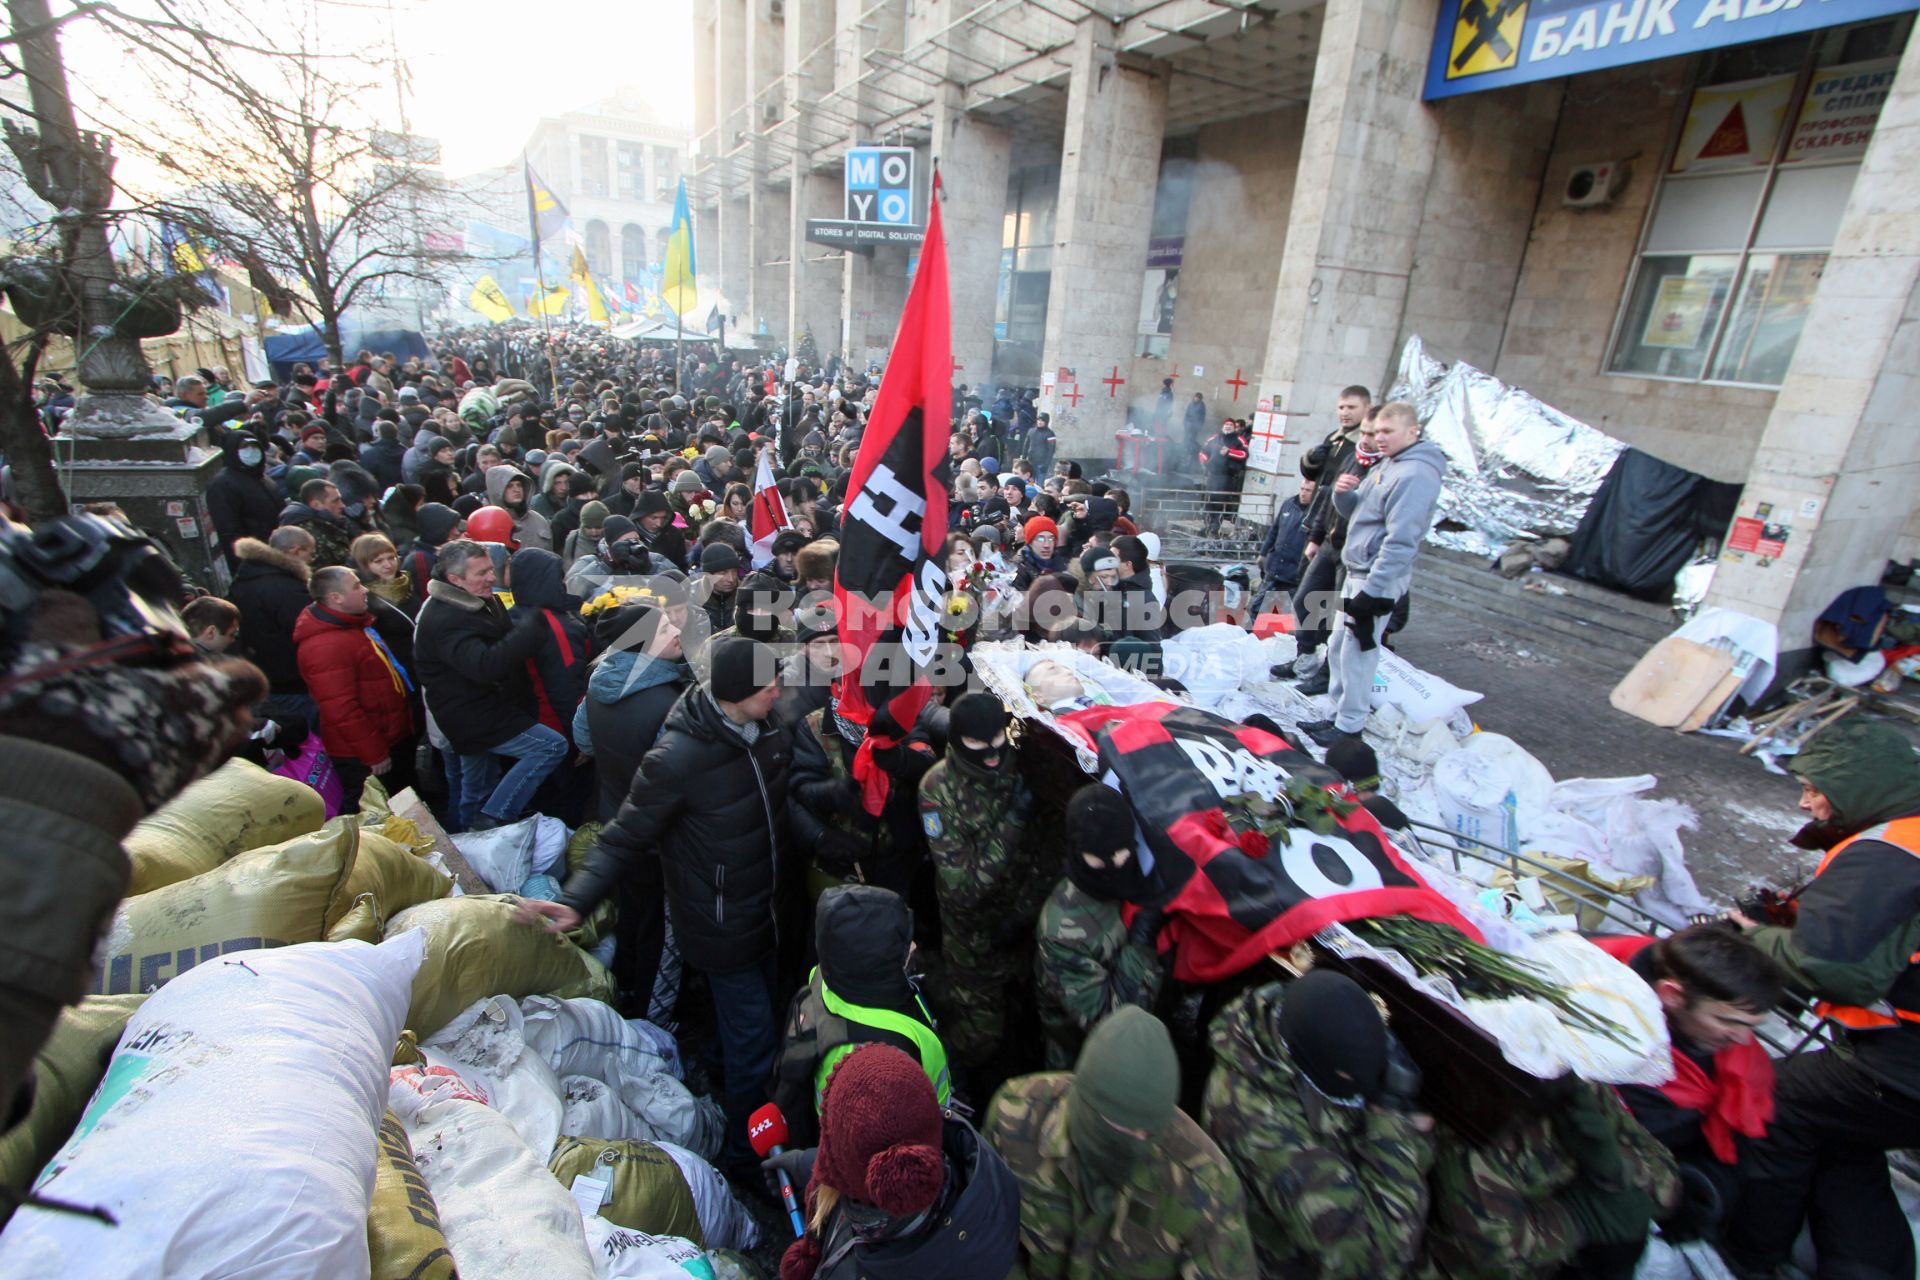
[387,787,490,896]
[1610,637,1738,729]
[1678,668,1745,734]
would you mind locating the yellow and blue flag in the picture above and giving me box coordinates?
[468,275,516,323]
[527,284,570,317]
[662,176,697,317]
[524,161,570,243]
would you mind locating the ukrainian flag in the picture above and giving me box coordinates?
[528,284,570,317]
[661,176,697,317]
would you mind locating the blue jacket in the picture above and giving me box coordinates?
[1260,495,1313,588]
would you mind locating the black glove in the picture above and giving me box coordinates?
[1657,1163,1726,1244]
[814,828,868,877]
[1126,906,1165,949]
[1377,1030,1424,1112]
[1010,777,1037,821]
[1342,591,1395,651]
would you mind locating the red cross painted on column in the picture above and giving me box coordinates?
[1251,416,1286,449]
[950,358,963,375]
[1226,369,1248,400]
[1102,366,1126,397]
[1060,383,1082,407]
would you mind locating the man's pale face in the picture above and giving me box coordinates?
[1799,779,1834,822]
[1336,395,1369,428]
[641,511,669,533]
[1658,980,1768,1054]
[329,579,370,615]
[452,557,496,596]
[733,681,780,721]
[1372,413,1420,457]
[315,486,345,517]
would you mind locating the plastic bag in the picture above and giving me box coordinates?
[122,758,325,895]
[453,814,570,895]
[420,995,566,1157]
[392,1089,595,1280]
[273,734,347,817]
[0,933,424,1277]
[579,1217,715,1279]
[386,895,617,1038]
[94,819,359,995]
[370,1110,457,1280]
[0,994,145,1217]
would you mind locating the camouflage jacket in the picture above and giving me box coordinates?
[918,756,1042,958]
[1423,1116,1581,1280]
[1034,878,1164,1069]
[1200,982,1435,1280]
[983,1072,1256,1280]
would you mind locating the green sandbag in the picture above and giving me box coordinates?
[0,994,146,1221]
[327,892,383,943]
[333,829,452,929]
[369,1111,457,1280]
[95,821,358,995]
[549,1137,702,1243]
[123,758,326,894]
[384,894,616,1038]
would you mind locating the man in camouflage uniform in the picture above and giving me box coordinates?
[1036,783,1165,1068]
[917,692,1042,1074]
[984,1006,1256,1280]
[1201,972,1435,1279]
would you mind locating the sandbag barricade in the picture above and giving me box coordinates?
[122,758,325,895]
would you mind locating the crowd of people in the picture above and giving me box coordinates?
[2,330,1916,1280]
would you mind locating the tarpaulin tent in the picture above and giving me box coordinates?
[264,327,430,378]
[1564,448,1742,601]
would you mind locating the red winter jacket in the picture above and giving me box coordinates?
[293,603,415,766]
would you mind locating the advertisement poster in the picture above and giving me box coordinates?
[1641,276,1716,349]
[1137,268,1178,359]
[1784,57,1897,163]
[1670,73,1797,172]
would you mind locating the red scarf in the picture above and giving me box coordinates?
[1594,935,1774,1162]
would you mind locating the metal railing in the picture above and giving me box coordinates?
[1131,485,1277,567]
[1402,819,1843,1060]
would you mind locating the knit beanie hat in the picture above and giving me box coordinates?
[1067,1007,1178,1178]
[708,635,776,702]
[577,499,610,532]
[701,542,741,574]
[414,502,461,546]
[1023,515,1058,545]
[811,1043,945,1214]
[704,444,730,468]
[636,489,672,518]
[671,470,706,495]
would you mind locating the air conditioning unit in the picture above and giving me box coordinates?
[762,104,781,125]
[1563,160,1630,209]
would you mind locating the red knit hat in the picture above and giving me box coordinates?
[1023,515,1058,545]
[781,1045,946,1280]
[812,1043,944,1213]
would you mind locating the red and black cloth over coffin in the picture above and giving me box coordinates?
[1057,702,1482,983]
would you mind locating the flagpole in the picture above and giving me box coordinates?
[524,153,560,399]
[676,306,684,396]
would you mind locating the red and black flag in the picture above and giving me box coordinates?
[1058,702,1482,982]
[833,174,953,815]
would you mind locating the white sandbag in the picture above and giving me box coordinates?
[521,997,720,1159]
[420,995,566,1157]
[1160,623,1269,707]
[561,1075,641,1139]
[1459,734,1555,824]
[579,1216,712,1280]
[0,933,424,1278]
[1548,774,1658,821]
[1368,648,1483,727]
[655,1141,760,1252]
[452,814,570,894]
[1603,795,1715,925]
[1434,749,1518,852]
[392,1087,594,1280]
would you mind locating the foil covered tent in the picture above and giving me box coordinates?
[1387,336,1625,557]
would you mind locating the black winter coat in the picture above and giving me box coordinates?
[226,537,311,694]
[205,429,280,568]
[359,438,406,489]
[412,579,546,753]
[581,655,688,820]
[560,687,794,974]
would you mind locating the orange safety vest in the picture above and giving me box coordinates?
[1809,815,1920,1031]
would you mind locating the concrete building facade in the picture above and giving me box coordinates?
[690,0,1920,666]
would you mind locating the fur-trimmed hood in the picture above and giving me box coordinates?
[425,577,487,612]
[233,536,310,584]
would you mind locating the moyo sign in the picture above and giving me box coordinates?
[806,145,924,249]
[1425,0,1920,100]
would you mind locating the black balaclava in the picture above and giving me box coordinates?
[1063,783,1150,902]
[1278,969,1388,1104]
[947,692,1009,772]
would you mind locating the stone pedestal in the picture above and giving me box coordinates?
[56,419,228,592]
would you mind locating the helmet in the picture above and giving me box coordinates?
[467,506,519,549]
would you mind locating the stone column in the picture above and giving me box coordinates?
[1253,0,1443,488]
[1038,20,1168,461]
[750,181,791,340]
[790,159,846,360]
[1701,32,1920,667]
[933,87,1012,393]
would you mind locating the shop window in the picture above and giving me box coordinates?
[1607,18,1908,387]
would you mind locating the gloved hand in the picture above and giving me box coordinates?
[1341,592,1395,652]
[1656,1163,1726,1244]
[1557,1173,1665,1249]
[761,1145,816,1189]
[1377,1030,1424,1112]
[1010,776,1036,821]
[1126,906,1165,949]
[814,828,868,877]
